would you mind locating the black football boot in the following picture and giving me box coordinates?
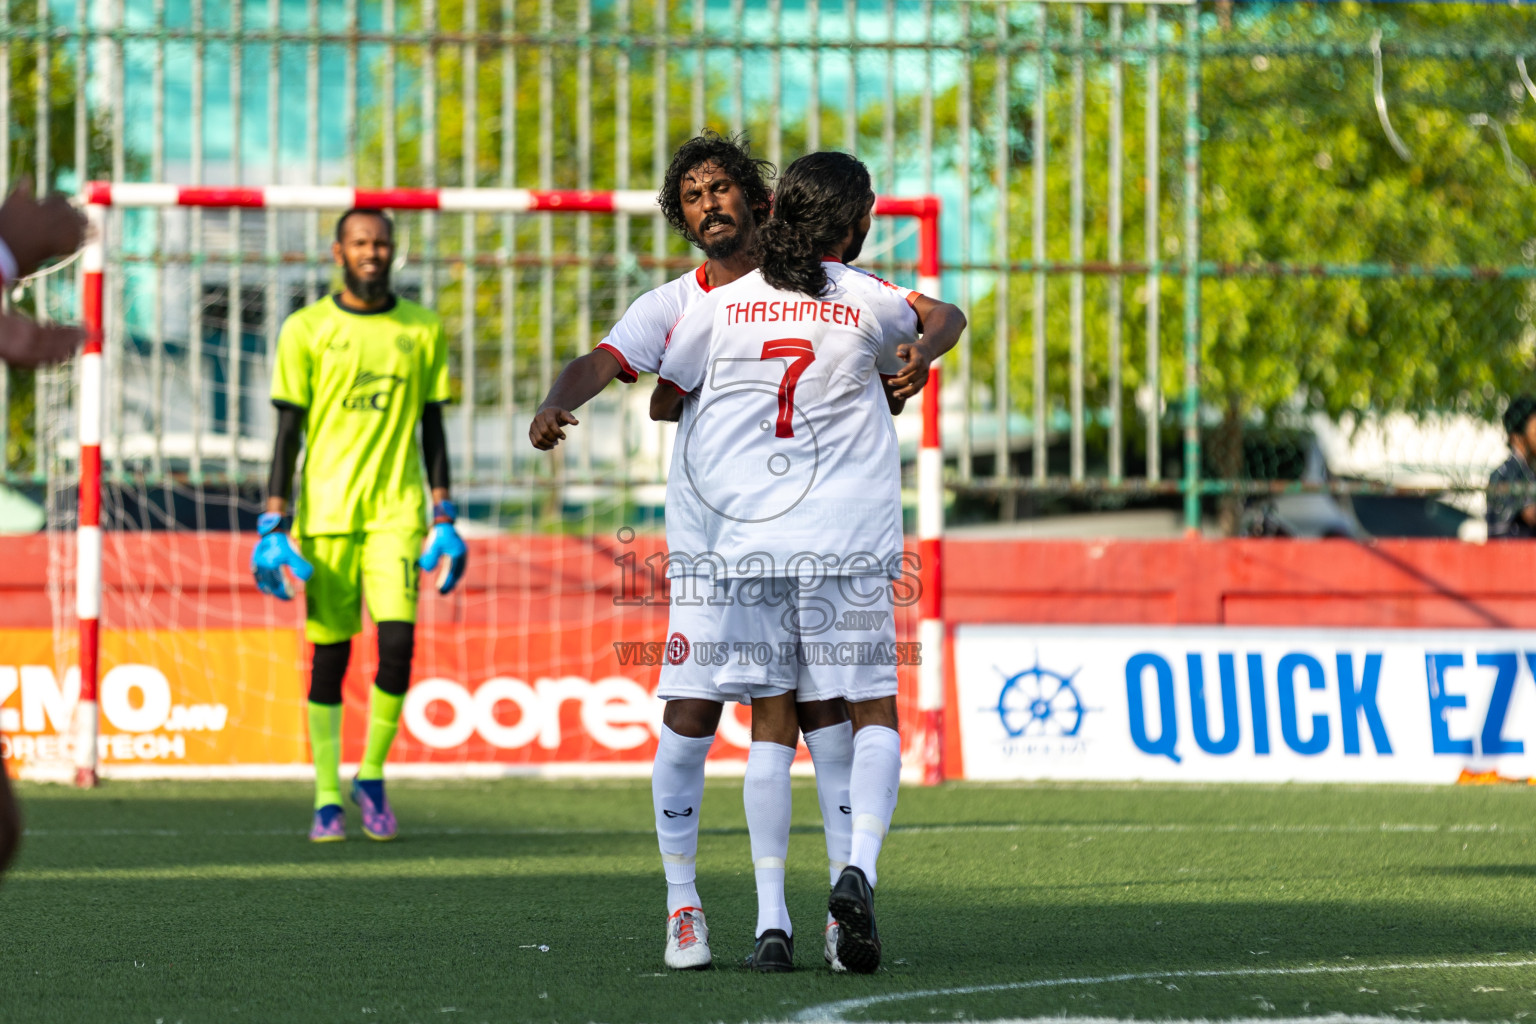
[828,865,881,973]
[743,928,794,972]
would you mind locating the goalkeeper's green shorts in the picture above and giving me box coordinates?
[300,530,426,644]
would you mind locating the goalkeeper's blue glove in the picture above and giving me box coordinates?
[251,512,313,600]
[419,500,468,595]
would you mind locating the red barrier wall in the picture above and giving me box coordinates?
[11,535,1529,629]
[4,534,1530,778]
[943,538,1534,629]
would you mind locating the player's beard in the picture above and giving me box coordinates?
[842,221,871,264]
[695,213,743,261]
[344,262,392,303]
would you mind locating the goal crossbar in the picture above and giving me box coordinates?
[73,182,945,787]
[82,184,941,295]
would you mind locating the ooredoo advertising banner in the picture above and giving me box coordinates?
[0,623,819,775]
[0,534,922,778]
[955,625,1536,782]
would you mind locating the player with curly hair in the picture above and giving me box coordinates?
[656,151,966,973]
[532,132,879,972]
[529,130,774,451]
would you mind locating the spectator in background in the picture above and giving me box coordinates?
[0,177,87,877]
[1486,395,1536,539]
[0,176,88,368]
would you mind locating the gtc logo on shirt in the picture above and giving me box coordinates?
[342,370,405,411]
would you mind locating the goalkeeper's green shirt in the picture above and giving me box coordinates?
[271,294,452,538]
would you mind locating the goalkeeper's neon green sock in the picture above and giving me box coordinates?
[358,686,405,782]
[307,702,343,810]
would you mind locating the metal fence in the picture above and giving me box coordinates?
[4,0,1534,534]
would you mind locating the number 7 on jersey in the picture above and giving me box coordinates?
[760,338,816,438]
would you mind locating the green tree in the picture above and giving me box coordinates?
[967,4,1536,526]
[359,0,768,416]
[355,0,945,420]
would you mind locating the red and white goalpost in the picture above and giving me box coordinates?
[74,203,108,788]
[75,183,946,787]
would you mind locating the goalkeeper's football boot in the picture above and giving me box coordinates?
[350,777,397,841]
[308,804,345,842]
[823,919,847,973]
[663,907,712,970]
[828,865,881,974]
[743,928,794,973]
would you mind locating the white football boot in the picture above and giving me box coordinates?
[664,907,712,970]
[824,917,848,972]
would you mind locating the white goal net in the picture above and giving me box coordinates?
[11,185,944,785]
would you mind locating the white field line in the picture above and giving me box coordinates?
[20,821,1530,839]
[791,959,1536,1024]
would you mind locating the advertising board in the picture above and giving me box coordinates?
[956,625,1536,782]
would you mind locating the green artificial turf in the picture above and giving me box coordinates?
[3,779,1535,1023]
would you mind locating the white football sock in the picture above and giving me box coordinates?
[847,724,901,889]
[802,721,854,886]
[744,740,796,937]
[652,724,715,915]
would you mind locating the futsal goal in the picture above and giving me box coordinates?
[23,184,945,787]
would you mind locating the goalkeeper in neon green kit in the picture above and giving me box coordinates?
[253,208,467,842]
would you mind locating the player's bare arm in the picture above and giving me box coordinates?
[886,294,966,401]
[649,381,684,422]
[529,348,624,450]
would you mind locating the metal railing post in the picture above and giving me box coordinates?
[1181,1,1203,534]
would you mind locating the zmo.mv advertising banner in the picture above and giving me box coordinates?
[956,625,1536,783]
[1,629,307,771]
[0,627,774,774]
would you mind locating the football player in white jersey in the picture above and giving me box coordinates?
[529,134,896,972]
[656,151,965,973]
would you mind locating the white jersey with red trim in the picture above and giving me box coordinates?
[657,261,920,580]
[595,264,713,381]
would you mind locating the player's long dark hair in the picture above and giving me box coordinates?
[658,131,775,244]
[756,152,873,298]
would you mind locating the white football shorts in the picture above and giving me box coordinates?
[655,578,738,704]
[711,576,900,704]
